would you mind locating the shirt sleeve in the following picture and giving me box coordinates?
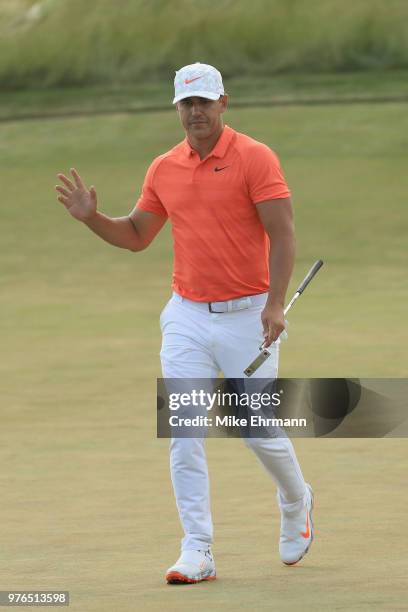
[245,143,291,204]
[135,158,168,217]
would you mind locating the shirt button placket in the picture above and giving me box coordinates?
[190,151,200,183]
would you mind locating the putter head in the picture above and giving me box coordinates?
[244,347,271,377]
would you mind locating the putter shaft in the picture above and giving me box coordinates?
[243,260,324,376]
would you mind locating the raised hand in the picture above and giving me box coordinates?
[55,168,97,221]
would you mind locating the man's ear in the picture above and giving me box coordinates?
[219,94,229,113]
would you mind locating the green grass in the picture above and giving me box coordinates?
[0,70,408,120]
[1,100,407,410]
[1,69,408,121]
[1,0,408,88]
[1,101,407,612]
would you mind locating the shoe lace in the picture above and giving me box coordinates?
[200,549,213,561]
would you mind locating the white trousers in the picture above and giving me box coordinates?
[160,292,308,552]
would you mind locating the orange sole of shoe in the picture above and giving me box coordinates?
[166,571,217,584]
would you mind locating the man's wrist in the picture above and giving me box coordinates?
[82,210,99,225]
[266,295,284,308]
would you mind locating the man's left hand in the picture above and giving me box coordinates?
[261,303,286,348]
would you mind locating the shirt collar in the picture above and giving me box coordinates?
[182,125,235,159]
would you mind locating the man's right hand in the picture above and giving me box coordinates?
[55,168,97,222]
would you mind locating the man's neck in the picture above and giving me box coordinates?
[187,124,224,160]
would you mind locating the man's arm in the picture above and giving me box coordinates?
[56,168,167,251]
[84,208,166,252]
[256,197,295,347]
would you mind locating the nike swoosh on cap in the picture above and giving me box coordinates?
[184,76,203,84]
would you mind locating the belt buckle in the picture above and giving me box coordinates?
[208,302,223,313]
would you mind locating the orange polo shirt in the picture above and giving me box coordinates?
[136,125,291,301]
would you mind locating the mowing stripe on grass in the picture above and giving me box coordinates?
[1,94,408,124]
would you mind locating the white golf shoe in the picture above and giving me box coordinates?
[165,549,216,584]
[278,483,314,565]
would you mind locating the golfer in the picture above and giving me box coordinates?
[55,62,314,584]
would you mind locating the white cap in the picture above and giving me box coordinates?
[173,62,224,104]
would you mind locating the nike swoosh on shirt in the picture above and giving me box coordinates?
[301,511,310,539]
[214,166,229,172]
[184,76,203,84]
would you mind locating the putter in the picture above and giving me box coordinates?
[243,260,324,377]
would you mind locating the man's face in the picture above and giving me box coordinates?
[176,95,228,140]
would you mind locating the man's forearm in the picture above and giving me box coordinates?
[83,211,144,251]
[266,235,296,306]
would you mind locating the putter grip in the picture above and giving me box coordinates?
[296,259,323,294]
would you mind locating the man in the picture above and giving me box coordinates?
[55,62,314,585]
